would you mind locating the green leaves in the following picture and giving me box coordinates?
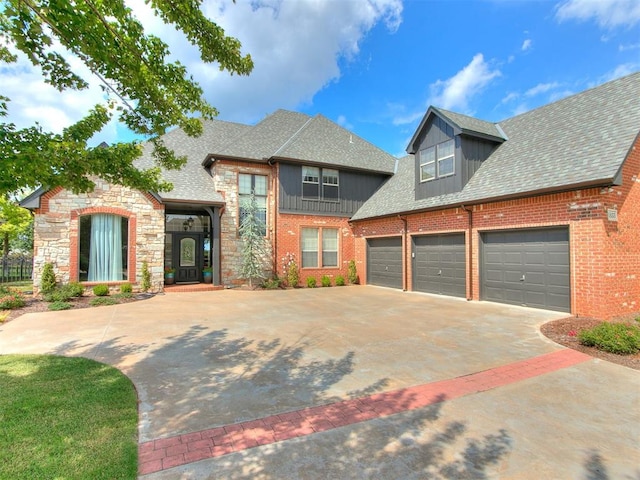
[0,0,253,196]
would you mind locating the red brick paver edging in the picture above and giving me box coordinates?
[139,348,590,475]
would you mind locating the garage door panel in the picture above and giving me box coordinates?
[481,228,570,312]
[367,237,402,289]
[413,234,466,298]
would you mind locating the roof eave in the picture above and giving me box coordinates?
[352,178,617,222]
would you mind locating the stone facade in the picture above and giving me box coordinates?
[211,160,275,285]
[33,179,165,292]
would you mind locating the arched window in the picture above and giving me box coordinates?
[79,214,128,281]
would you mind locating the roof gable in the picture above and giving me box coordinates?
[407,107,506,153]
[273,114,396,174]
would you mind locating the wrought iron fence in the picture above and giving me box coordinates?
[0,255,33,283]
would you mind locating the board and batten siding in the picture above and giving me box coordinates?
[415,115,497,200]
[278,163,388,216]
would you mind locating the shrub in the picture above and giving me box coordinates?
[347,260,358,284]
[41,262,57,293]
[120,283,133,294]
[141,261,151,292]
[0,291,25,310]
[66,282,85,297]
[48,301,72,311]
[261,277,282,290]
[90,297,118,307]
[579,322,640,355]
[287,261,299,288]
[112,292,133,299]
[335,275,345,286]
[321,275,331,287]
[0,311,8,323]
[92,284,109,297]
[306,277,317,288]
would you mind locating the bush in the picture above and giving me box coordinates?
[90,297,118,307]
[579,322,640,355]
[112,292,133,299]
[92,284,109,297]
[120,283,133,294]
[347,260,358,284]
[261,277,282,290]
[48,301,72,311]
[335,275,345,286]
[141,261,151,292]
[287,261,299,288]
[41,262,57,293]
[44,282,85,302]
[306,277,317,288]
[321,275,331,287]
[0,291,25,310]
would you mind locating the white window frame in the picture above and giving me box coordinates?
[419,139,455,182]
[322,168,339,202]
[419,146,436,182]
[437,139,455,178]
[238,173,268,237]
[301,227,339,268]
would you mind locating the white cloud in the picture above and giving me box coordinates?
[428,53,501,112]
[555,0,640,29]
[525,82,561,97]
[521,39,532,51]
[619,42,640,51]
[2,0,403,140]
[593,62,640,84]
[336,115,353,130]
[500,92,520,104]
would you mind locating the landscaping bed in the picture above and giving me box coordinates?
[541,316,640,370]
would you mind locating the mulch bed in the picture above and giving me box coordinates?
[4,294,639,371]
[541,315,640,370]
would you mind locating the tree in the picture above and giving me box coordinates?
[0,197,32,257]
[0,0,253,196]
[238,193,269,288]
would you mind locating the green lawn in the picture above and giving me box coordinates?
[0,355,138,479]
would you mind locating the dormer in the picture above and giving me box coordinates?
[407,107,507,200]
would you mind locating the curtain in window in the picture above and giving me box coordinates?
[322,229,338,267]
[88,214,123,281]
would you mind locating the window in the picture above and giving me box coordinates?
[419,139,455,182]
[302,166,319,199]
[239,173,267,236]
[301,227,339,268]
[79,214,128,281]
[303,166,340,200]
[322,169,339,201]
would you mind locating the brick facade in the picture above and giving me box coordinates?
[33,178,165,292]
[352,137,640,320]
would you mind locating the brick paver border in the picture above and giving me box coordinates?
[139,348,590,475]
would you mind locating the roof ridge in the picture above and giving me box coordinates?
[271,115,315,157]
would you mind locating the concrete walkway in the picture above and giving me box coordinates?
[0,287,638,478]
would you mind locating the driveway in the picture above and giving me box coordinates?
[0,287,638,478]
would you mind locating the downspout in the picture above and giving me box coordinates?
[398,215,408,291]
[267,157,278,276]
[461,205,473,301]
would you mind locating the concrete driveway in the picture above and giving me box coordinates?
[0,287,638,479]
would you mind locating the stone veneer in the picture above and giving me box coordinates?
[33,178,165,292]
[212,160,275,285]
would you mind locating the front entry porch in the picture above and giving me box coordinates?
[164,207,222,286]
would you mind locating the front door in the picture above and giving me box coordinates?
[174,233,202,283]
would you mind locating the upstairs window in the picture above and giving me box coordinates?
[239,173,267,236]
[303,166,339,201]
[420,139,455,182]
[322,169,339,201]
[302,166,319,199]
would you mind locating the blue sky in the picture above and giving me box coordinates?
[2,0,639,158]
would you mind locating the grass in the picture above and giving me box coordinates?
[0,280,33,293]
[0,355,138,479]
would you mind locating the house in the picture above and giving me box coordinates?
[22,72,639,319]
[21,110,396,291]
[350,72,640,319]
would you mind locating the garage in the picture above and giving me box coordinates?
[367,237,403,289]
[481,228,570,312]
[412,234,466,297]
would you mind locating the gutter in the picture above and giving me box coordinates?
[398,214,408,291]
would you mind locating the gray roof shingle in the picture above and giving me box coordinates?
[135,119,250,203]
[352,72,640,221]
